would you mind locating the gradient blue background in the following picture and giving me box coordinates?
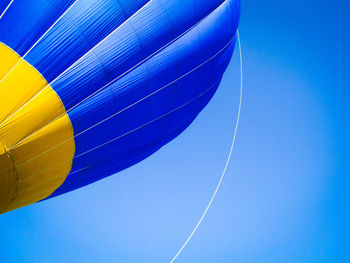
[1,0,349,262]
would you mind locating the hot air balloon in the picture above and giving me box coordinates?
[0,0,240,213]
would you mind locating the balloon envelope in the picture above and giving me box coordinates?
[0,0,240,213]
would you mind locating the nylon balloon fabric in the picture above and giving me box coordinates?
[0,0,240,213]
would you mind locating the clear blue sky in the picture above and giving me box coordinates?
[1,0,349,262]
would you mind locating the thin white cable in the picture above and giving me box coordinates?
[0,0,14,19]
[169,29,243,263]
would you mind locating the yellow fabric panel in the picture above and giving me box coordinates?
[0,44,19,79]
[0,86,63,147]
[0,43,75,214]
[0,44,48,124]
[0,139,17,212]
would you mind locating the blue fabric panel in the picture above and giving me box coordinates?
[0,0,76,56]
[25,0,149,82]
[51,0,236,110]
[0,0,12,15]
